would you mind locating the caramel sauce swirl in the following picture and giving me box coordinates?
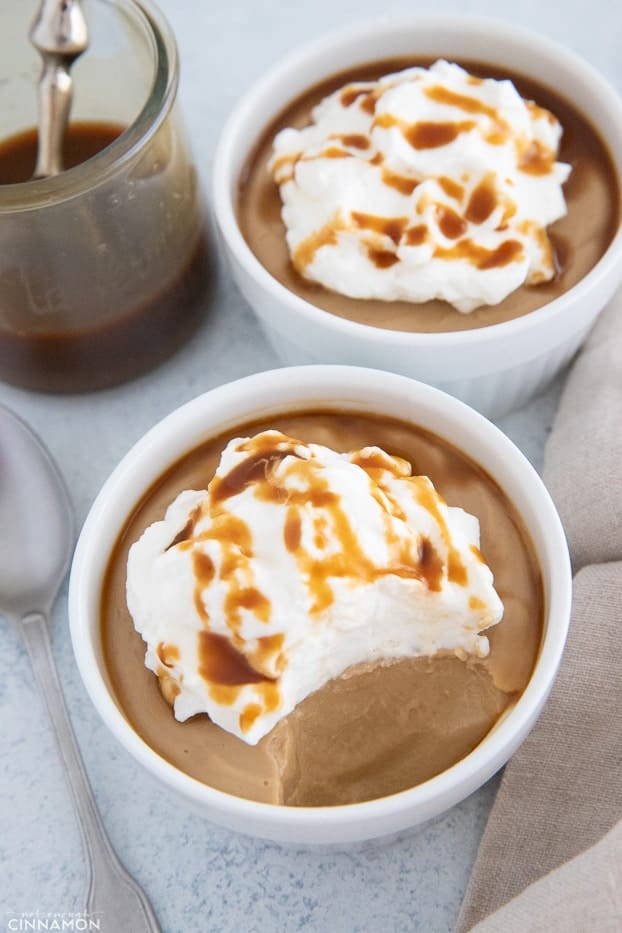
[319,146,352,159]
[198,631,270,686]
[519,139,556,175]
[465,175,498,225]
[177,433,477,643]
[406,225,428,246]
[368,248,400,268]
[340,84,375,108]
[381,168,420,196]
[352,211,408,245]
[333,133,371,150]
[156,642,180,668]
[435,238,524,269]
[268,62,569,297]
[373,112,477,150]
[439,176,465,201]
[437,206,468,240]
[406,120,477,150]
[202,434,472,626]
[425,84,497,117]
[154,428,501,737]
[292,212,346,272]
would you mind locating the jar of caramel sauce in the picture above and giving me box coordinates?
[0,0,210,392]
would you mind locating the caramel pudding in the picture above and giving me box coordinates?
[101,411,543,806]
[238,58,619,332]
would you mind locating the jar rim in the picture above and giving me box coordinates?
[0,0,178,213]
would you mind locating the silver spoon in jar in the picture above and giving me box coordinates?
[29,0,89,178]
[0,404,161,932]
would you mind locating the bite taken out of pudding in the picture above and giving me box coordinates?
[238,57,619,333]
[101,412,543,807]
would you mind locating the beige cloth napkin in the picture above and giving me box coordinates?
[455,293,622,932]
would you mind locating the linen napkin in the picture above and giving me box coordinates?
[455,292,622,932]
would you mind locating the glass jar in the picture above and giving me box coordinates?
[0,0,210,392]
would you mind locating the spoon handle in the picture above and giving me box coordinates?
[32,55,73,178]
[30,0,89,178]
[19,611,161,932]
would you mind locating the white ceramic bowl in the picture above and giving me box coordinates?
[212,16,622,419]
[69,366,571,844]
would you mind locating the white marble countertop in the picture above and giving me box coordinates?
[1,1,619,931]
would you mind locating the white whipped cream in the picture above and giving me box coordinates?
[269,60,571,312]
[127,430,504,745]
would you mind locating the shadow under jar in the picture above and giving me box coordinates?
[0,0,210,393]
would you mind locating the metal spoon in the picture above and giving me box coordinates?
[29,0,89,178]
[0,404,161,932]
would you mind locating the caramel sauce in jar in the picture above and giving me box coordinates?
[0,121,211,392]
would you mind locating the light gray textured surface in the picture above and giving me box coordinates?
[0,0,617,931]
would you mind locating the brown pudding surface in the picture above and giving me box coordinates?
[101,411,543,806]
[238,58,620,332]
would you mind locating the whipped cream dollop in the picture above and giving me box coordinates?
[127,430,504,745]
[269,60,571,312]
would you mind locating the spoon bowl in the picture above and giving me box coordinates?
[0,405,73,619]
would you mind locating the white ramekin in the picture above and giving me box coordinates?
[212,16,622,419]
[69,366,571,844]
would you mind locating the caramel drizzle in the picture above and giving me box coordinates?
[518,220,555,281]
[381,167,420,196]
[367,248,400,268]
[166,504,203,549]
[373,112,476,149]
[424,84,499,119]
[340,76,404,115]
[229,435,469,616]
[438,176,465,201]
[292,211,346,273]
[270,454,427,612]
[405,224,427,246]
[292,204,522,271]
[423,86,514,147]
[156,642,180,668]
[331,133,371,150]
[470,544,486,565]
[434,238,524,270]
[318,146,352,159]
[437,206,467,240]
[340,84,375,108]
[274,75,559,222]
[465,174,498,224]
[351,211,407,245]
[271,152,301,183]
[518,139,555,176]
[198,631,268,685]
[408,120,477,149]
[272,76,556,271]
[413,481,468,586]
[163,432,478,728]
[360,89,382,114]
[163,439,311,727]
[526,99,558,126]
